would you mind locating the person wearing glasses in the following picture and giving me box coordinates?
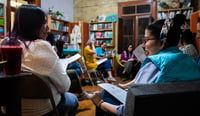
[91,14,200,116]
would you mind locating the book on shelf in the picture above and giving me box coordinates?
[107,23,113,29]
[93,24,97,30]
[96,32,101,38]
[101,32,105,38]
[108,32,113,38]
[97,24,102,30]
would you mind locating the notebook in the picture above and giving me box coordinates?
[98,83,127,104]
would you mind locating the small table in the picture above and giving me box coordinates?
[63,49,81,55]
[0,72,32,116]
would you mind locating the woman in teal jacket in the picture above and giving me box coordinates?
[92,14,200,116]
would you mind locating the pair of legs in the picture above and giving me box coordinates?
[97,60,113,78]
[57,92,79,116]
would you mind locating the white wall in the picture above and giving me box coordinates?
[41,0,73,21]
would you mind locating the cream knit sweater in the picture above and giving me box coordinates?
[21,39,71,116]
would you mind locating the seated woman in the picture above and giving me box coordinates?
[91,14,200,116]
[11,4,78,116]
[84,39,116,82]
[95,41,116,81]
[120,43,141,80]
[179,29,198,59]
[55,39,90,86]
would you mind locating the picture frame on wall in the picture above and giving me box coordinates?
[0,3,3,17]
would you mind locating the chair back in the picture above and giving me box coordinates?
[81,56,88,71]
[20,74,58,115]
[67,69,83,94]
[115,54,124,67]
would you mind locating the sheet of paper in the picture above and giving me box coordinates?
[133,44,146,62]
[59,53,81,70]
[97,58,107,65]
[98,83,127,104]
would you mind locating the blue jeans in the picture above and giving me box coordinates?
[101,90,121,105]
[67,62,83,76]
[97,60,112,78]
[58,92,79,116]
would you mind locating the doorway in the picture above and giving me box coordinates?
[118,15,151,53]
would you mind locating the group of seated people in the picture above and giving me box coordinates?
[2,4,200,116]
[91,14,200,116]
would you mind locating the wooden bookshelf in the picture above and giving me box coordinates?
[157,7,193,20]
[89,21,115,48]
[47,17,70,43]
[0,3,5,39]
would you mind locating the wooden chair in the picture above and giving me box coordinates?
[66,69,83,94]
[81,56,105,86]
[20,74,59,116]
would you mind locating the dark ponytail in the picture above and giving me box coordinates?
[165,14,186,48]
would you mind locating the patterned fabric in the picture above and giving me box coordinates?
[179,44,198,59]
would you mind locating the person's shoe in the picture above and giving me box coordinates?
[107,77,117,82]
[78,91,94,101]
[81,79,91,86]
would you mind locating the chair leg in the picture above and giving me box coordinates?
[87,72,95,86]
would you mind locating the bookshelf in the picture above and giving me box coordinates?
[47,17,70,43]
[157,7,193,30]
[89,21,115,48]
[0,3,4,39]
[157,7,193,20]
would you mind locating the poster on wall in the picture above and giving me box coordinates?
[107,14,117,22]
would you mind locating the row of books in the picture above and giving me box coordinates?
[90,23,113,30]
[54,34,69,43]
[51,20,69,32]
[90,32,113,39]
[96,40,112,46]
[157,9,192,20]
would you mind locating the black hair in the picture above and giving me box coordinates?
[56,39,65,58]
[125,43,133,57]
[164,14,186,48]
[146,14,186,49]
[100,40,106,46]
[12,4,46,41]
[46,32,55,46]
[181,29,197,49]
[146,19,165,40]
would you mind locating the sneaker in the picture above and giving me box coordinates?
[107,77,117,82]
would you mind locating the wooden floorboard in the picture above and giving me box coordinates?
[75,76,130,116]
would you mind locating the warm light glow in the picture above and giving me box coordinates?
[11,1,22,7]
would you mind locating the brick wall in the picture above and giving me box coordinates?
[74,0,200,22]
[74,0,137,22]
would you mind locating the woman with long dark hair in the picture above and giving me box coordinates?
[11,4,78,116]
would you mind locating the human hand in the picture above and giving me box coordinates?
[91,91,103,107]
[118,83,128,89]
[91,40,95,46]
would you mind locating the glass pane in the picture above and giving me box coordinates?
[123,19,133,35]
[123,18,134,49]
[123,6,135,15]
[137,4,151,13]
[137,17,150,46]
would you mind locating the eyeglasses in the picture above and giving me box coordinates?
[143,37,156,44]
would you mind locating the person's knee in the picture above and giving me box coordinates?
[64,92,79,108]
